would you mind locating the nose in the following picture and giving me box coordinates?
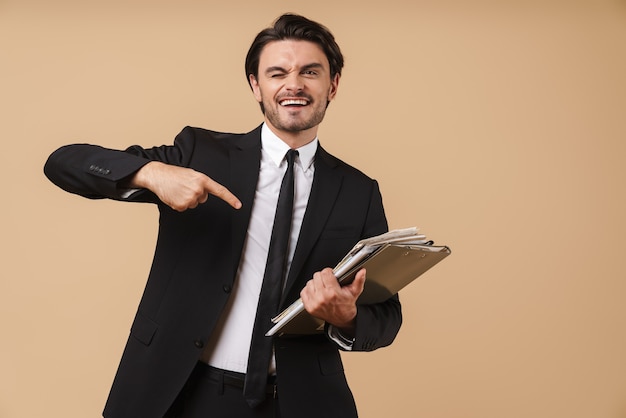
[284,72,304,92]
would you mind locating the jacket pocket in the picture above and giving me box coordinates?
[318,227,360,241]
[318,348,344,376]
[130,313,159,346]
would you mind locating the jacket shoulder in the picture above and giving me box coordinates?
[182,125,261,147]
[317,145,376,183]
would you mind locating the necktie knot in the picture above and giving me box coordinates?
[285,149,298,168]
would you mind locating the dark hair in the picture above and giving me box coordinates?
[245,13,344,89]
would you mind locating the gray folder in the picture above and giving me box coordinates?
[267,233,451,336]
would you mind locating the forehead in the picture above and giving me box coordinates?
[258,39,330,70]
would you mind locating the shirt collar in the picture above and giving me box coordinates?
[261,123,317,171]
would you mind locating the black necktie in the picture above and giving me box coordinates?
[244,149,298,407]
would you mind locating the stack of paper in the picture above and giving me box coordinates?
[266,227,451,336]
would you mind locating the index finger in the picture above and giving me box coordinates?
[320,268,340,288]
[203,176,242,209]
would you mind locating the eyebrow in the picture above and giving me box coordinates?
[264,63,325,75]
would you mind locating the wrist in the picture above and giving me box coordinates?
[333,312,357,338]
[128,161,160,189]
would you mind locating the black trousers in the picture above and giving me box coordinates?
[166,363,280,418]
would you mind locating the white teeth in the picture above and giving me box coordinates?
[280,99,308,106]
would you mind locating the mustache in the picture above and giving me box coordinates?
[276,92,313,101]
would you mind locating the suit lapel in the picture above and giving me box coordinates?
[281,145,343,306]
[230,126,262,277]
[226,134,344,304]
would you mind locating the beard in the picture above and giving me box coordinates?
[262,95,329,133]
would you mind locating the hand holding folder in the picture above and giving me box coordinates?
[266,227,451,336]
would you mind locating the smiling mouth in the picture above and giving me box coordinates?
[279,98,309,107]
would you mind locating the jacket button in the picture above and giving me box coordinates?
[222,284,232,293]
[194,339,204,349]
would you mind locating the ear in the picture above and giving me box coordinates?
[249,74,262,103]
[328,73,340,102]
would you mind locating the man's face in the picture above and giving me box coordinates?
[250,40,339,140]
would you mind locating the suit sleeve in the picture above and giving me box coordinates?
[43,127,197,203]
[350,180,403,352]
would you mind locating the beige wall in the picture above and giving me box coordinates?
[2,1,625,417]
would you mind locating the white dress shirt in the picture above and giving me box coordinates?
[201,124,317,373]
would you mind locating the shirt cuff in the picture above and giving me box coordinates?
[327,324,355,351]
[119,188,141,199]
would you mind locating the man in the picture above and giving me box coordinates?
[44,13,402,418]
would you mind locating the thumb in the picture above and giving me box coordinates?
[346,268,366,297]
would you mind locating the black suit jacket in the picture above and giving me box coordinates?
[44,125,402,418]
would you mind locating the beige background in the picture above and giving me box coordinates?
[1,0,625,417]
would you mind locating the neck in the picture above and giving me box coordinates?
[264,121,319,149]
